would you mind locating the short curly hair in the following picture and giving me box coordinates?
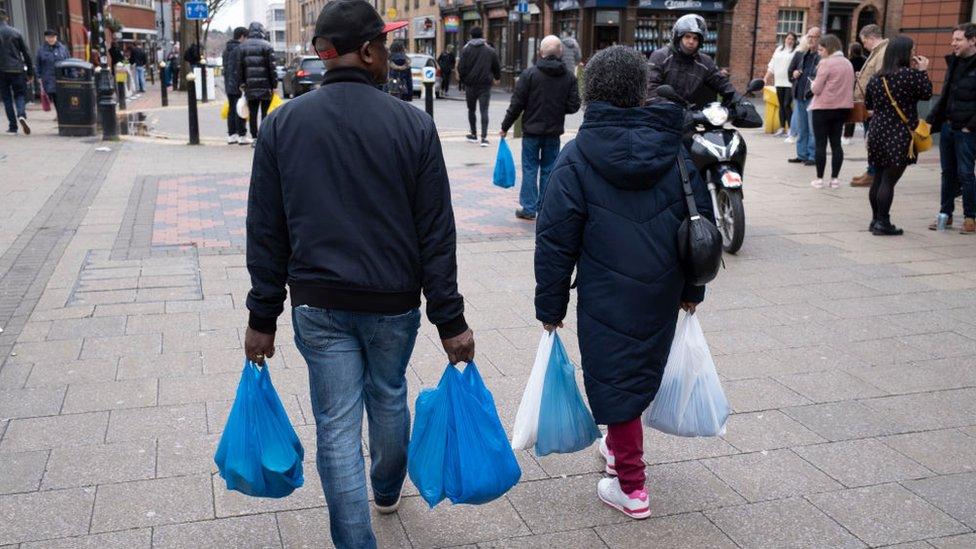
[583,46,647,108]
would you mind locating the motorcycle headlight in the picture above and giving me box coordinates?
[702,103,729,126]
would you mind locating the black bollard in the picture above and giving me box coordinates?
[424,81,434,117]
[95,67,119,141]
[187,73,200,145]
[159,62,168,107]
[200,64,209,103]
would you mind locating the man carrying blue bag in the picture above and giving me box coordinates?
[243,1,475,547]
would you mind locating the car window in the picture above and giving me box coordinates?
[409,56,427,69]
[301,59,325,73]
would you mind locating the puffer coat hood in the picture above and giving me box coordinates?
[534,99,714,424]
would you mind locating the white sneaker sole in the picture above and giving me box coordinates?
[598,492,651,519]
[374,495,401,515]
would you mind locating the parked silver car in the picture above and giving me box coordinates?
[407,54,442,98]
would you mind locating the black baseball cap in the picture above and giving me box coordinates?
[313,0,407,60]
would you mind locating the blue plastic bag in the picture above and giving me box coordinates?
[409,362,521,507]
[535,333,601,456]
[214,360,304,498]
[492,138,516,189]
[642,313,730,437]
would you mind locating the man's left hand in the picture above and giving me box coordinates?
[680,302,699,314]
[244,327,276,365]
[499,130,507,138]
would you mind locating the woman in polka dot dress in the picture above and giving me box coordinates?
[864,36,933,235]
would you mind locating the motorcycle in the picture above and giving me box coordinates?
[657,79,765,254]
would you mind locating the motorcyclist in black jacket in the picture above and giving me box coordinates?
[645,14,738,109]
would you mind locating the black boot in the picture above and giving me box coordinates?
[871,220,904,236]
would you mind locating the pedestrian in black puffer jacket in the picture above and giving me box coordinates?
[500,36,581,219]
[222,27,247,143]
[535,46,713,518]
[457,27,500,143]
[238,21,277,143]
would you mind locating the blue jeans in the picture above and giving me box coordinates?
[293,306,421,549]
[0,71,27,130]
[939,123,976,219]
[519,135,561,214]
[794,98,815,161]
[135,66,146,92]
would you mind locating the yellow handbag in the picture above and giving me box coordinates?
[268,93,283,114]
[882,76,932,159]
[220,99,230,120]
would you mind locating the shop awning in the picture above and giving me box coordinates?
[637,0,726,12]
[582,0,629,8]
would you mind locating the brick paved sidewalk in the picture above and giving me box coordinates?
[1,121,975,548]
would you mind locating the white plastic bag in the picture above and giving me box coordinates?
[510,331,554,450]
[236,96,250,120]
[643,313,729,437]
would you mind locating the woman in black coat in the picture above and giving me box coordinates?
[388,40,413,101]
[238,22,277,143]
[534,46,713,520]
[864,36,932,235]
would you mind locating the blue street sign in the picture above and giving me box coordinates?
[517,0,529,13]
[185,1,209,20]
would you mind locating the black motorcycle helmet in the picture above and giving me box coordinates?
[672,14,707,53]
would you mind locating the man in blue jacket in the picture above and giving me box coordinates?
[243,1,474,546]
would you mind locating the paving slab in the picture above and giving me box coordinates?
[641,427,739,465]
[90,474,214,532]
[594,512,736,549]
[116,351,203,379]
[18,529,152,549]
[397,494,530,548]
[0,450,48,493]
[700,448,841,502]
[105,403,208,442]
[793,439,933,488]
[0,386,65,419]
[212,473,326,518]
[928,533,976,548]
[720,410,826,452]
[156,431,220,477]
[152,513,281,548]
[0,487,95,545]
[882,429,976,475]
[41,439,156,489]
[773,369,887,403]
[47,316,127,341]
[277,506,411,548]
[705,497,864,549]
[25,360,118,388]
[723,377,811,413]
[478,529,608,549]
[0,412,108,452]
[808,483,969,546]
[61,378,157,413]
[903,473,976,530]
[80,334,161,360]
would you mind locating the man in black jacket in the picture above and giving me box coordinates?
[129,42,148,92]
[928,23,976,234]
[645,14,737,107]
[222,27,247,144]
[238,22,276,145]
[244,1,473,546]
[437,44,455,94]
[0,9,34,134]
[786,26,821,165]
[458,26,500,146]
[500,35,581,220]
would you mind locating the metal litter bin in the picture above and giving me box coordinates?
[54,59,96,136]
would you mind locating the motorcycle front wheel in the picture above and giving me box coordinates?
[718,188,745,254]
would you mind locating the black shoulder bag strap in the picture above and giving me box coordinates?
[677,152,700,220]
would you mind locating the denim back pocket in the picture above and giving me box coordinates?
[292,305,338,352]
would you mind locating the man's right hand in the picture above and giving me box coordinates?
[792,69,801,80]
[442,328,475,365]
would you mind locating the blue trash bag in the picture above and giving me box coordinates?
[535,333,601,456]
[642,313,730,437]
[409,362,521,507]
[214,360,304,498]
[492,138,516,189]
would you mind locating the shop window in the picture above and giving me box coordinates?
[776,9,805,42]
[595,11,619,26]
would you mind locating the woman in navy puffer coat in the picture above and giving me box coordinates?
[534,46,713,520]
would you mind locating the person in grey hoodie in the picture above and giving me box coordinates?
[561,30,582,74]
[458,26,500,146]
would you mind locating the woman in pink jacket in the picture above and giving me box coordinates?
[809,34,855,189]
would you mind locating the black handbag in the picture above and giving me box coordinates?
[675,153,723,286]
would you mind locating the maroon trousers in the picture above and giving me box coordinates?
[606,417,645,493]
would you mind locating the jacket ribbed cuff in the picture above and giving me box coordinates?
[248,312,278,334]
[436,314,468,340]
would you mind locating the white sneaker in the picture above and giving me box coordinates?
[841,137,853,146]
[374,494,401,515]
[597,435,617,476]
[829,178,841,189]
[784,135,796,144]
[597,477,651,520]
[240,136,254,146]
[227,134,239,144]
[811,179,824,189]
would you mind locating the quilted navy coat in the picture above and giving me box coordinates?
[535,101,714,425]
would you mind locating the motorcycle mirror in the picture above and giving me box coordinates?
[746,78,765,93]
[656,85,687,106]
